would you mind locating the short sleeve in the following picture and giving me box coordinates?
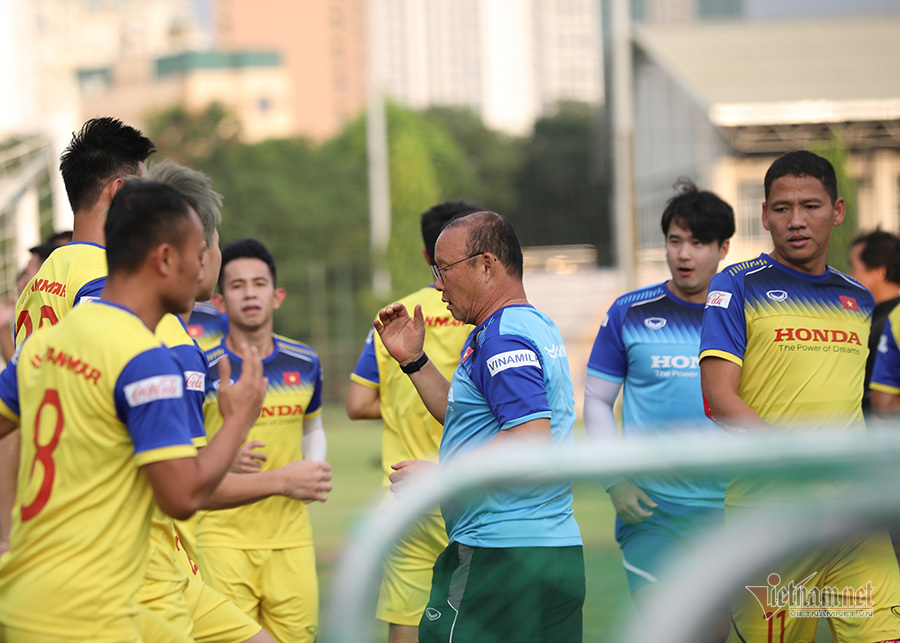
[114,347,197,465]
[471,333,550,430]
[305,359,324,417]
[75,276,106,305]
[586,301,627,382]
[700,270,746,366]
[0,347,21,421]
[871,317,900,394]
[350,329,379,387]
[170,343,209,446]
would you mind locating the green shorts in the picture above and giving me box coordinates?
[418,542,585,643]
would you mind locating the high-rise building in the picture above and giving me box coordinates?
[214,0,368,141]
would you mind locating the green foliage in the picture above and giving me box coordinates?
[814,133,858,273]
[145,102,241,165]
[513,101,612,263]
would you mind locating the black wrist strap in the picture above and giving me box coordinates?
[400,353,429,375]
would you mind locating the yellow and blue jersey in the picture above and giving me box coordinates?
[351,286,471,507]
[587,282,728,507]
[187,301,229,352]
[700,254,873,505]
[199,335,323,549]
[442,305,582,548]
[0,300,196,638]
[14,242,107,345]
[870,303,900,395]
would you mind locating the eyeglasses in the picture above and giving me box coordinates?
[431,252,482,282]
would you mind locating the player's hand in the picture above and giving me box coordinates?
[374,304,426,366]
[231,440,267,473]
[277,460,333,503]
[0,295,14,327]
[216,345,267,434]
[608,480,657,524]
[389,459,437,496]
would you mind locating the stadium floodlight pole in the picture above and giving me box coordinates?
[323,430,900,643]
[367,0,391,300]
[610,0,637,291]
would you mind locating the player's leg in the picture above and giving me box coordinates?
[378,512,448,643]
[197,547,265,622]
[823,532,900,643]
[135,575,195,640]
[418,543,575,643]
[135,602,194,643]
[258,546,318,643]
[532,545,586,643]
[183,569,274,643]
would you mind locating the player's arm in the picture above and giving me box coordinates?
[346,381,380,419]
[143,346,267,519]
[389,418,550,493]
[699,356,766,434]
[203,460,332,509]
[375,302,450,423]
[871,390,900,415]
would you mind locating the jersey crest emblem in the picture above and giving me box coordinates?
[283,371,301,385]
[839,295,858,311]
[765,290,788,302]
[644,317,667,330]
[187,324,203,338]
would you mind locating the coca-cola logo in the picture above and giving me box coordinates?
[124,374,183,407]
[706,290,732,309]
[184,371,206,392]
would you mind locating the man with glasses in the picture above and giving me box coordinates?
[347,200,478,643]
[374,211,584,643]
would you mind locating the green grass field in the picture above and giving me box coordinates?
[309,409,633,642]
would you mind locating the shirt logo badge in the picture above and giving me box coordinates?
[461,345,474,363]
[644,317,667,330]
[283,371,301,385]
[879,333,889,353]
[706,291,732,309]
[187,324,203,338]
[839,296,859,311]
[486,350,541,376]
[766,290,788,302]
[424,608,441,621]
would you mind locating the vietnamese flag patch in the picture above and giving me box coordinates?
[187,324,203,338]
[839,296,858,311]
[283,371,301,385]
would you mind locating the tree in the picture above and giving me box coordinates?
[513,101,611,263]
[814,133,858,274]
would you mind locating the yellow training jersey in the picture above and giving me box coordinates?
[141,313,211,587]
[350,286,471,505]
[700,254,873,505]
[14,242,107,346]
[199,335,324,549]
[0,300,197,638]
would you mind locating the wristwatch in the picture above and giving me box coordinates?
[400,353,429,374]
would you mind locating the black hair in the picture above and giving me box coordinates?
[46,230,72,247]
[105,180,197,276]
[851,229,900,284]
[660,178,735,245]
[764,150,838,204]
[218,238,278,291]
[59,117,156,213]
[444,211,524,279]
[420,200,482,264]
[27,243,57,263]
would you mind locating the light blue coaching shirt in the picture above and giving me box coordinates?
[440,304,582,549]
[587,282,728,508]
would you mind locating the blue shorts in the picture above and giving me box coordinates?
[615,494,723,593]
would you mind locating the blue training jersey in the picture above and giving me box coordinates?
[587,282,728,507]
[441,304,582,549]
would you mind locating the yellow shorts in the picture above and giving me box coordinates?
[174,516,203,580]
[135,577,194,640]
[729,526,900,643]
[0,625,141,643]
[198,546,318,643]
[376,511,448,626]
[183,571,263,643]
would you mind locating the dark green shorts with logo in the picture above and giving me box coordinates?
[418,542,585,643]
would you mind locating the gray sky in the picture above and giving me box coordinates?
[747,0,900,18]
